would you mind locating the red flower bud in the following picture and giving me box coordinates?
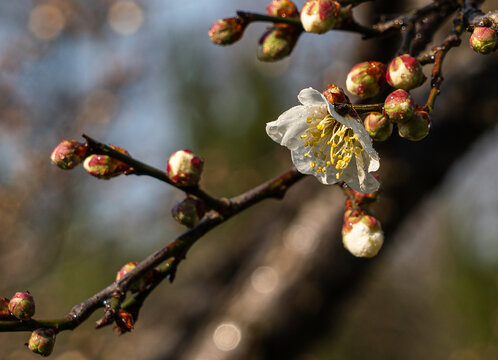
[257,27,300,62]
[266,0,299,19]
[321,84,349,104]
[50,139,87,169]
[171,196,206,228]
[363,112,393,142]
[9,291,35,320]
[397,109,431,141]
[300,0,341,34]
[166,149,204,187]
[27,328,56,356]
[386,54,426,90]
[208,17,247,46]
[469,27,498,55]
[383,89,415,123]
[346,61,386,99]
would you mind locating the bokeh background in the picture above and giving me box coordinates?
[0,0,497,359]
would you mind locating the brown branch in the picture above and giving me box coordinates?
[0,160,304,333]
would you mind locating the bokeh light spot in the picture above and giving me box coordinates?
[212,322,241,351]
[251,266,278,294]
[108,1,144,35]
[28,4,66,41]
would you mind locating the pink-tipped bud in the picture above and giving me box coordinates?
[257,27,300,62]
[9,291,35,320]
[321,84,349,104]
[171,197,206,228]
[167,149,204,187]
[397,109,431,141]
[383,89,415,123]
[363,112,393,142]
[346,61,386,98]
[27,328,56,356]
[116,261,153,293]
[208,17,247,46]
[266,0,299,18]
[115,309,134,334]
[300,0,341,34]
[342,213,384,258]
[469,27,498,55]
[386,54,426,90]
[50,139,87,170]
[83,144,130,179]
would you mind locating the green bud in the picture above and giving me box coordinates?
[363,112,392,141]
[27,328,56,357]
[469,27,497,55]
[257,27,299,62]
[397,109,431,141]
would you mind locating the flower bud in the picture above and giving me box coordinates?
[115,309,134,334]
[386,54,426,90]
[167,149,204,187]
[257,27,300,62]
[346,61,386,98]
[363,112,393,142]
[469,27,498,55]
[208,17,247,46]
[27,328,56,356]
[266,0,299,19]
[321,84,349,104]
[171,196,206,228]
[116,262,155,293]
[397,109,431,141]
[83,144,130,179]
[0,297,16,320]
[300,0,341,34]
[342,213,384,258]
[9,291,35,320]
[50,139,87,170]
[383,89,415,123]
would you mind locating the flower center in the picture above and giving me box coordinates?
[300,112,363,179]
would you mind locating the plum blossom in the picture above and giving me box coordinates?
[266,87,380,192]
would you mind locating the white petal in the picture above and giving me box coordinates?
[266,106,310,150]
[297,88,327,107]
[290,146,339,185]
[341,155,380,193]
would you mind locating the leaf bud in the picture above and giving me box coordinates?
[363,112,393,142]
[166,149,204,187]
[346,61,386,98]
[321,84,349,104]
[342,213,384,258]
[9,291,35,320]
[257,27,300,62]
[208,17,247,46]
[50,139,87,170]
[171,196,206,228]
[397,109,431,141]
[383,89,415,123]
[27,328,56,357]
[300,0,341,34]
[469,27,498,55]
[116,261,155,293]
[115,309,134,334]
[386,54,426,90]
[266,0,299,19]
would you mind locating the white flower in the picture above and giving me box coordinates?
[266,87,380,192]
